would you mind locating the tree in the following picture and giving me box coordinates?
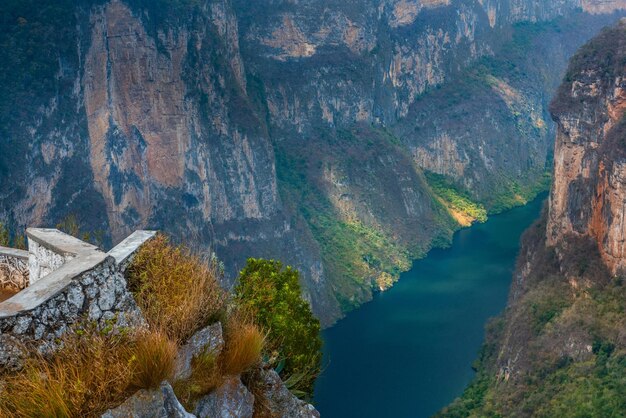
[235,258,322,397]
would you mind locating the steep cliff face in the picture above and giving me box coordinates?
[1,0,626,325]
[441,21,626,417]
[548,21,626,274]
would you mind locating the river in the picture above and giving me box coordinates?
[313,194,546,417]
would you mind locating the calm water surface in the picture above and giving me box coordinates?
[314,195,546,418]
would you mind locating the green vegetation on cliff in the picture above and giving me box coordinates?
[439,215,626,418]
[235,258,322,397]
[275,126,455,313]
[425,172,487,226]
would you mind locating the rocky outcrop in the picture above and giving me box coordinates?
[548,18,626,275]
[102,382,194,418]
[256,368,320,418]
[174,322,224,381]
[2,0,626,325]
[194,377,255,418]
[100,320,318,418]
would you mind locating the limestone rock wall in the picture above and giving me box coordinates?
[0,256,142,369]
[0,229,154,370]
[548,19,626,275]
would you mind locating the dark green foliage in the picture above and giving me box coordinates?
[529,298,566,333]
[56,214,105,247]
[235,258,322,397]
[0,222,9,247]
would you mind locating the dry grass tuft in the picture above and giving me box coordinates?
[0,331,135,417]
[127,234,227,343]
[131,329,177,390]
[221,313,265,376]
[0,327,180,418]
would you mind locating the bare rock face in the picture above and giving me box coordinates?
[256,368,320,418]
[194,377,255,418]
[548,20,626,275]
[174,322,224,381]
[102,381,194,418]
[83,0,279,241]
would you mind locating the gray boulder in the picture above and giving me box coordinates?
[0,334,26,372]
[258,369,320,418]
[102,381,195,418]
[175,322,224,380]
[194,377,254,418]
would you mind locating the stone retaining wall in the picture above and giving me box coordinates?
[0,229,156,369]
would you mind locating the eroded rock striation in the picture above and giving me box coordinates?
[2,0,626,324]
[548,18,626,274]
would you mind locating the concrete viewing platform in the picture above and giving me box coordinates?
[0,229,156,367]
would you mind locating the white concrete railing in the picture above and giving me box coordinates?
[0,228,156,318]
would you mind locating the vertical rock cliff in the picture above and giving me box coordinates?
[1,0,626,325]
[441,20,626,417]
[548,21,626,274]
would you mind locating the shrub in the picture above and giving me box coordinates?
[56,214,105,247]
[127,234,227,343]
[0,222,9,247]
[234,259,322,397]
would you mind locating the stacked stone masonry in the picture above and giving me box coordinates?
[0,228,321,417]
[0,228,156,369]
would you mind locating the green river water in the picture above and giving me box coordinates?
[314,194,546,417]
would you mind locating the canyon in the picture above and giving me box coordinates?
[441,19,626,416]
[2,0,626,326]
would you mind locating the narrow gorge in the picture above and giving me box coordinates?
[2,0,626,327]
[3,1,626,417]
[441,19,626,416]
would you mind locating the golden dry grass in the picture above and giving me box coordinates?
[0,331,135,417]
[127,234,227,343]
[131,329,177,390]
[221,313,265,376]
[0,328,178,418]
